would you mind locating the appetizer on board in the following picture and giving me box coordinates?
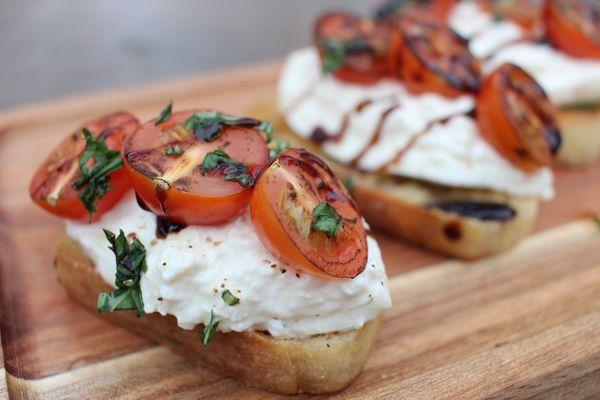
[275,5,562,259]
[382,0,600,165]
[30,107,392,394]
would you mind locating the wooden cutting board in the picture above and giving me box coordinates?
[1,61,600,399]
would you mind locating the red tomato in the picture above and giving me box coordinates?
[544,0,600,59]
[250,148,368,279]
[477,63,561,172]
[314,12,392,84]
[391,14,481,98]
[124,109,269,225]
[29,111,139,221]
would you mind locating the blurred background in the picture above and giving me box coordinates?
[0,0,374,111]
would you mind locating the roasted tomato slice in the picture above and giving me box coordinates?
[476,0,544,37]
[124,109,270,225]
[391,14,481,98]
[375,0,458,23]
[250,148,368,279]
[29,111,139,221]
[477,63,561,172]
[314,12,392,84]
[544,0,600,60]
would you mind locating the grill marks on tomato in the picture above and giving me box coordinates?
[124,109,270,225]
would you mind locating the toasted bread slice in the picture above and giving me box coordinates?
[251,102,538,259]
[556,106,600,167]
[55,235,382,395]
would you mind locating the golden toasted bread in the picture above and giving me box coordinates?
[55,235,382,395]
[556,106,600,166]
[251,101,538,259]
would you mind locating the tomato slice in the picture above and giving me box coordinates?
[375,0,458,23]
[476,0,544,38]
[250,148,368,279]
[124,109,270,225]
[314,12,392,84]
[29,111,139,221]
[477,63,561,172]
[544,0,600,60]
[391,14,481,98]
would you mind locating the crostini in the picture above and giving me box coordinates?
[269,9,560,259]
[30,107,392,394]
[378,0,600,166]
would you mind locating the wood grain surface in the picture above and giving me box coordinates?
[1,61,600,399]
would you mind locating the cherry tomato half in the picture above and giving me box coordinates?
[391,14,481,98]
[250,148,368,279]
[544,0,600,60]
[124,109,269,225]
[29,111,139,221]
[477,63,561,172]
[375,0,458,23]
[314,12,392,84]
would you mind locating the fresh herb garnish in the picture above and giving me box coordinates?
[269,137,291,161]
[200,309,220,346]
[312,202,343,237]
[374,0,413,20]
[183,111,274,143]
[155,101,173,125]
[342,176,355,195]
[164,145,184,156]
[72,128,123,220]
[221,289,240,306]
[201,149,253,187]
[563,102,600,111]
[97,229,147,316]
[319,37,373,74]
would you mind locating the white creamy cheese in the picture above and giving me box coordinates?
[65,193,392,339]
[278,47,554,199]
[449,0,600,106]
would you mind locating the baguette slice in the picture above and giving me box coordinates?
[55,234,382,395]
[251,101,538,259]
[556,106,600,166]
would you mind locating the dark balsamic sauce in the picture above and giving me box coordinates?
[429,201,517,221]
[135,193,151,211]
[156,216,187,239]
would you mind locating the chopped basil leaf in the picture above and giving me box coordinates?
[97,229,147,316]
[183,111,274,143]
[269,137,291,161]
[221,289,240,306]
[155,101,173,125]
[319,37,372,74]
[164,145,184,156]
[200,309,220,346]
[72,128,123,221]
[342,176,355,195]
[312,202,343,237]
[201,149,253,187]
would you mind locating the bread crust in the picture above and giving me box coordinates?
[250,102,538,259]
[556,106,600,166]
[55,235,381,395]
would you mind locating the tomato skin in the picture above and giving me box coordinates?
[29,111,139,221]
[544,0,600,60]
[477,64,560,172]
[314,12,393,85]
[250,148,368,279]
[124,109,269,226]
[390,14,481,98]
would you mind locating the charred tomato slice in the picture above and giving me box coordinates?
[250,148,368,279]
[391,14,481,98]
[314,11,392,84]
[477,63,561,172]
[544,0,600,59]
[29,111,138,221]
[124,109,269,225]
